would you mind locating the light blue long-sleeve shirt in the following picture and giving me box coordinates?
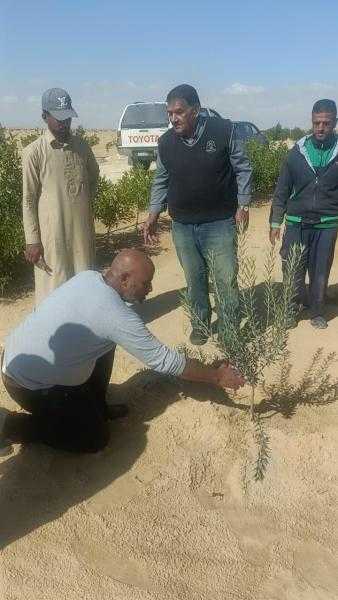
[3,271,186,390]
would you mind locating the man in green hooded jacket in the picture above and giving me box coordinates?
[270,99,338,329]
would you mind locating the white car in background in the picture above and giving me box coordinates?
[116,103,224,170]
[117,102,267,170]
[117,102,169,170]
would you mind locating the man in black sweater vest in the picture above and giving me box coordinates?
[143,84,252,344]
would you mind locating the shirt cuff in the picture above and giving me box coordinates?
[25,235,41,244]
[173,353,186,377]
[270,222,281,228]
[159,349,186,377]
[149,197,166,214]
[237,195,251,207]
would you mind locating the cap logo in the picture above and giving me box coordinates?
[57,96,68,109]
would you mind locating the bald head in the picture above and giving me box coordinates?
[105,249,155,302]
[110,249,154,276]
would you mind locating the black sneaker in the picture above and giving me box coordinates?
[310,316,328,329]
[189,329,208,346]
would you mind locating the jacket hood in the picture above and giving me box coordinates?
[296,135,310,150]
[295,133,338,170]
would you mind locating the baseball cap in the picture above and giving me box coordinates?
[42,88,78,121]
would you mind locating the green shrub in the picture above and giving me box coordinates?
[94,166,154,237]
[73,125,99,147]
[94,176,134,241]
[182,230,304,481]
[117,166,154,229]
[246,139,289,198]
[289,127,306,141]
[183,230,304,419]
[0,124,5,143]
[264,122,290,141]
[264,123,307,142]
[0,138,24,291]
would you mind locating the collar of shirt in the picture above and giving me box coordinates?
[309,133,337,150]
[45,128,72,149]
[182,115,207,146]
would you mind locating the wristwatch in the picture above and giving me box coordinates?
[239,205,249,212]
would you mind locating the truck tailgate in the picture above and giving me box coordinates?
[121,128,167,148]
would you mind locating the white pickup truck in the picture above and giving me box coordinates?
[116,102,170,169]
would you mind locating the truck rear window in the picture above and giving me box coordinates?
[121,104,169,129]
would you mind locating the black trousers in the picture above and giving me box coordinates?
[2,349,115,453]
[280,224,337,318]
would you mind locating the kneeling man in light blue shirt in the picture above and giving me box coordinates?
[1,249,244,453]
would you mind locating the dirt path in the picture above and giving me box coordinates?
[99,146,131,183]
[1,205,338,600]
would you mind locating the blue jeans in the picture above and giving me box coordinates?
[172,218,238,327]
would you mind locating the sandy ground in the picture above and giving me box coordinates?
[0,153,338,599]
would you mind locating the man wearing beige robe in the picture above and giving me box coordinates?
[23,87,99,305]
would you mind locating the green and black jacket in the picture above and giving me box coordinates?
[270,134,338,229]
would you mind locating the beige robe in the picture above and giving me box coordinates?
[22,129,99,305]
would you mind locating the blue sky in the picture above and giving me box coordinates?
[1,0,338,128]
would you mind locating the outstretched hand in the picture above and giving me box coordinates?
[142,213,159,245]
[216,362,245,391]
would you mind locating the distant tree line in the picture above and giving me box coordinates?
[263,122,310,142]
[18,125,100,149]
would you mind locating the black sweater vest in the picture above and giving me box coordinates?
[158,117,237,224]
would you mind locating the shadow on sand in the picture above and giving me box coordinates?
[0,369,232,550]
[95,218,171,271]
[1,347,337,549]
